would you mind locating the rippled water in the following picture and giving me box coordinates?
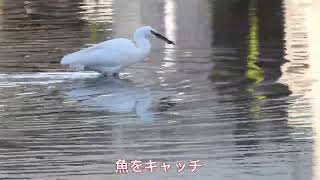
[0,0,319,179]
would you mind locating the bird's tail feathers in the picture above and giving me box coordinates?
[60,54,73,65]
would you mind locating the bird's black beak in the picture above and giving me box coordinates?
[151,30,175,45]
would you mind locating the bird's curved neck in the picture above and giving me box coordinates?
[134,34,151,57]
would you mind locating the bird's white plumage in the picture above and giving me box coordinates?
[60,26,165,75]
[61,39,138,67]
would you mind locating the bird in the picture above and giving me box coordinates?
[60,26,175,76]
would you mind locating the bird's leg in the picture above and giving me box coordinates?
[112,72,119,77]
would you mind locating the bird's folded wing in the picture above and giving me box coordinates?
[61,38,137,67]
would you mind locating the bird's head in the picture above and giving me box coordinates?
[135,26,175,45]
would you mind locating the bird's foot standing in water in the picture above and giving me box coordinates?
[102,73,108,78]
[112,72,119,77]
[102,72,119,78]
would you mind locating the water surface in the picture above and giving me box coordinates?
[0,0,319,179]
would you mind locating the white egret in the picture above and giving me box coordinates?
[60,26,175,76]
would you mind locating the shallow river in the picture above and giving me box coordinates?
[0,0,319,180]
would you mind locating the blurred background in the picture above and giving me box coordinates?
[0,0,319,179]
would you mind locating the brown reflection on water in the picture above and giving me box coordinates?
[0,0,90,72]
[0,0,319,180]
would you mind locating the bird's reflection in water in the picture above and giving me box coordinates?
[65,76,159,122]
